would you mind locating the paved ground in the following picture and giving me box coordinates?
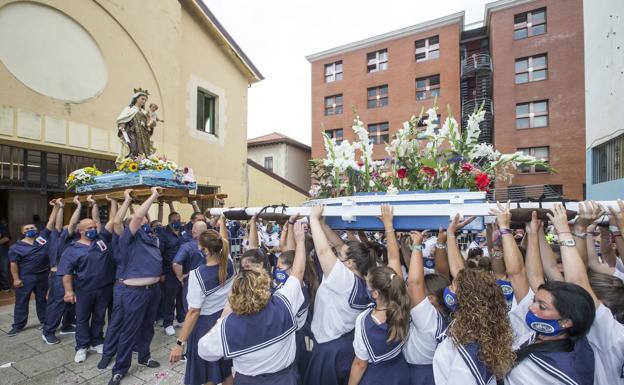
[0,302,186,385]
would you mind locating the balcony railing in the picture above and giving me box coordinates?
[462,98,493,117]
[461,53,492,77]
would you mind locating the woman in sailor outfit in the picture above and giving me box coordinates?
[491,203,596,385]
[432,214,515,385]
[272,247,319,379]
[348,205,410,385]
[169,229,235,385]
[197,221,307,385]
[403,230,451,385]
[303,205,377,385]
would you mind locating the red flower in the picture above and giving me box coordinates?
[397,167,407,179]
[421,167,437,177]
[357,161,364,168]
[475,172,491,191]
[461,163,474,173]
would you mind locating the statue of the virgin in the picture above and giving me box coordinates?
[115,88,156,164]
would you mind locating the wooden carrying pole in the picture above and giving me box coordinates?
[61,188,227,204]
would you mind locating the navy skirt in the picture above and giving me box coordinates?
[303,330,355,385]
[361,354,410,385]
[234,364,300,385]
[295,323,312,378]
[185,313,233,385]
[407,363,435,385]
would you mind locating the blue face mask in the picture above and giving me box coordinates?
[24,229,38,238]
[443,286,459,312]
[171,221,182,230]
[476,236,486,243]
[525,309,564,336]
[85,229,98,240]
[272,268,289,288]
[142,224,152,234]
[366,286,377,307]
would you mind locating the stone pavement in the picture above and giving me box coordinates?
[0,302,186,385]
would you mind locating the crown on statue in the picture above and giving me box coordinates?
[133,87,150,96]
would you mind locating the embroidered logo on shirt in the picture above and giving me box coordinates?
[96,240,107,252]
[35,236,47,246]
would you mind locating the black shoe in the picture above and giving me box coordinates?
[60,325,76,335]
[108,373,123,385]
[42,333,60,345]
[138,358,160,368]
[7,327,21,337]
[97,355,112,370]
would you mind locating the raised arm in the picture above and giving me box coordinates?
[105,195,117,233]
[434,228,450,280]
[489,202,529,301]
[129,187,160,234]
[113,189,133,235]
[380,204,402,279]
[68,195,82,236]
[406,231,426,307]
[286,213,298,251]
[599,227,616,267]
[608,200,624,258]
[322,220,346,249]
[587,224,615,275]
[279,221,289,252]
[46,199,59,231]
[291,221,306,282]
[548,203,600,307]
[191,200,201,214]
[55,199,64,232]
[537,225,564,282]
[87,195,102,232]
[525,212,546,292]
[573,201,604,267]
[157,201,164,225]
[309,205,337,276]
[446,214,475,279]
[248,214,259,249]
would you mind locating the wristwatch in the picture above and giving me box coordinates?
[558,238,576,247]
[411,244,424,252]
[176,339,186,347]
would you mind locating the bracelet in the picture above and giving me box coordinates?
[411,244,424,252]
[573,232,588,239]
[435,243,447,249]
[385,229,395,233]
[557,231,572,235]
[499,228,512,235]
[288,220,295,225]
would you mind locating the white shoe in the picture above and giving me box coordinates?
[74,348,87,363]
[90,344,104,354]
[164,326,176,336]
[174,321,184,328]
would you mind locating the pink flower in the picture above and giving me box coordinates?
[461,163,474,173]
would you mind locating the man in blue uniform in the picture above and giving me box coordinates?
[58,195,115,364]
[42,198,78,345]
[158,211,191,335]
[108,187,162,385]
[7,202,58,336]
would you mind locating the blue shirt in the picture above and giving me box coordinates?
[8,228,51,275]
[119,227,162,279]
[49,228,78,268]
[173,240,205,275]
[0,225,11,258]
[56,234,115,291]
[158,226,191,274]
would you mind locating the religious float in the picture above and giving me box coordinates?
[64,88,225,204]
[209,103,619,229]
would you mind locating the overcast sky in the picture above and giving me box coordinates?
[203,0,492,145]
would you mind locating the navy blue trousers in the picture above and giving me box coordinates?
[12,271,48,330]
[111,284,161,376]
[102,282,124,358]
[43,273,75,336]
[159,272,185,327]
[75,284,113,350]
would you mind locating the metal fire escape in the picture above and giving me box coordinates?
[460,52,493,144]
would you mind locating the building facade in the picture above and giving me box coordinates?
[583,0,624,199]
[308,0,586,200]
[247,132,312,192]
[0,0,262,236]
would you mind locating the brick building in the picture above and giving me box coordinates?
[307,0,585,200]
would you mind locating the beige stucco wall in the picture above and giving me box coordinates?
[0,0,253,206]
[284,145,311,191]
[247,144,286,175]
[246,165,309,207]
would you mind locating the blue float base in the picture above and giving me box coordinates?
[75,169,196,193]
[305,190,485,231]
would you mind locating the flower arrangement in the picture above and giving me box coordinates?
[65,166,103,190]
[117,155,178,173]
[310,103,552,199]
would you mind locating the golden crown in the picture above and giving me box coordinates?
[133,87,150,96]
